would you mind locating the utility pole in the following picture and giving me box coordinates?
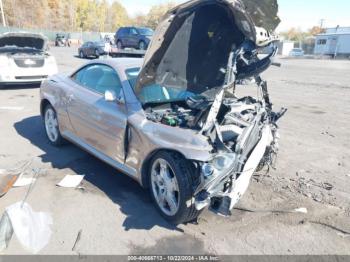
[319,19,325,29]
[0,0,6,27]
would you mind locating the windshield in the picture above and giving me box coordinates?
[126,67,141,90]
[126,67,195,104]
[138,28,154,36]
[138,84,196,104]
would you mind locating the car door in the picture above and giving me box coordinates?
[87,42,94,56]
[66,64,127,163]
[123,28,132,47]
[129,28,139,48]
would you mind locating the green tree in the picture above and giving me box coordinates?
[144,2,177,29]
[308,26,326,36]
[1,0,133,32]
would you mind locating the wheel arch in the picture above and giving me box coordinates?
[140,148,189,189]
[139,40,146,48]
[40,98,52,117]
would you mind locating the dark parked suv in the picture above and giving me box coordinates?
[115,27,153,50]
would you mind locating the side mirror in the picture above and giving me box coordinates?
[116,94,125,104]
[104,90,117,102]
[104,90,125,104]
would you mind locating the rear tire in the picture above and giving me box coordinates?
[43,104,65,146]
[149,151,201,224]
[79,51,85,59]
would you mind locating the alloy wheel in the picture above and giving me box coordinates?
[45,108,59,143]
[151,158,180,216]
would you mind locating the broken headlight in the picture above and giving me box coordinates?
[212,154,235,171]
[201,154,236,178]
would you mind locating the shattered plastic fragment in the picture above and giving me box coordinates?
[0,175,18,198]
[57,175,85,188]
[13,176,36,188]
[0,212,13,252]
[6,202,53,254]
[294,208,308,214]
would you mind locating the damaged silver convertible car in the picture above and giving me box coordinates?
[40,0,286,223]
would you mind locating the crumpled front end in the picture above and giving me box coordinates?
[133,0,285,217]
[194,119,279,216]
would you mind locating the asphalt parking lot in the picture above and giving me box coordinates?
[0,47,350,255]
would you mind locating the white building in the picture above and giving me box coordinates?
[277,40,295,56]
[314,27,350,56]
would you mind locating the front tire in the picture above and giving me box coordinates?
[79,51,85,59]
[44,104,64,146]
[138,41,146,50]
[149,151,200,224]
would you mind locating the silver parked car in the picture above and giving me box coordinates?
[40,0,285,224]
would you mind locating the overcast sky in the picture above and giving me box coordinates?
[116,0,350,31]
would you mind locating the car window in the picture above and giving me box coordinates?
[125,67,141,89]
[118,28,125,36]
[138,28,154,36]
[130,28,138,35]
[72,64,122,95]
[72,67,87,83]
[121,28,130,36]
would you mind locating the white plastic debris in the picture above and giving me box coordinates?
[294,208,308,214]
[0,212,13,252]
[13,176,36,188]
[57,175,85,188]
[5,202,53,254]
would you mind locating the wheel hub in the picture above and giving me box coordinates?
[151,159,180,216]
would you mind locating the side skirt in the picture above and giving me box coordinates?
[62,131,140,183]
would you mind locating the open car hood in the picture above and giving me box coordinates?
[0,32,47,51]
[134,0,279,104]
[242,0,280,32]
